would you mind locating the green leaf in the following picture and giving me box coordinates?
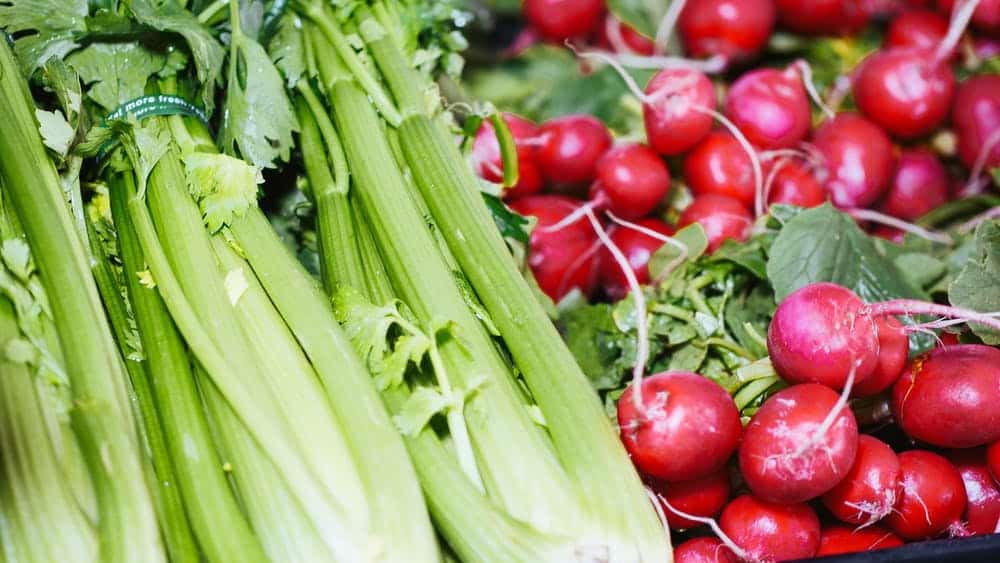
[219,28,298,167]
[0,0,87,73]
[183,152,261,232]
[267,12,306,88]
[482,193,529,245]
[894,252,947,291]
[949,220,1000,345]
[648,223,708,280]
[559,303,627,390]
[66,42,169,111]
[34,108,75,157]
[666,341,707,372]
[606,0,671,39]
[767,204,926,303]
[40,58,82,127]
[130,0,226,114]
[394,386,450,436]
[710,236,768,279]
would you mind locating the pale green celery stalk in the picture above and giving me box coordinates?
[107,173,269,563]
[137,146,367,562]
[0,231,95,563]
[357,9,670,559]
[345,198,574,563]
[0,40,164,563]
[310,27,582,536]
[170,106,439,563]
[86,218,199,563]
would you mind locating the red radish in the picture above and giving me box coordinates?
[939,0,1000,35]
[522,0,605,42]
[643,68,717,156]
[739,383,860,504]
[852,315,909,397]
[724,67,812,150]
[472,114,544,199]
[988,441,1000,483]
[873,225,905,244]
[972,35,1000,58]
[591,143,671,219]
[677,0,777,64]
[775,0,872,35]
[719,494,821,561]
[673,537,738,563]
[596,14,656,55]
[684,132,758,209]
[879,149,949,221]
[617,371,742,482]
[812,113,895,209]
[949,449,1000,535]
[852,48,955,139]
[509,196,600,302]
[953,75,1000,172]
[886,10,950,54]
[816,525,904,555]
[536,115,613,186]
[822,435,903,525]
[765,159,826,208]
[598,218,674,301]
[767,283,879,389]
[886,450,968,540]
[678,194,753,253]
[891,344,1000,448]
[649,467,731,531]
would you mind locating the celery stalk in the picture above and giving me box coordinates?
[357,9,670,558]
[0,39,163,563]
[310,27,583,536]
[108,173,269,563]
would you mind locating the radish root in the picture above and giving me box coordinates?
[936,0,984,64]
[963,128,1000,195]
[865,300,1000,333]
[654,0,688,54]
[792,59,836,119]
[845,208,953,245]
[657,494,751,562]
[605,211,690,282]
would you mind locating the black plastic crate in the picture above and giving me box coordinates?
[797,534,1000,562]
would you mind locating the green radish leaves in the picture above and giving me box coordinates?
[606,0,671,40]
[950,220,1000,345]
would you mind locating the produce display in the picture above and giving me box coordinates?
[0,0,998,562]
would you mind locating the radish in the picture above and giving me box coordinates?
[678,194,753,253]
[851,315,909,397]
[591,143,671,220]
[719,494,821,561]
[816,524,904,555]
[739,383,860,504]
[989,441,1000,483]
[617,371,742,482]
[821,435,903,525]
[673,537,738,563]
[522,0,605,42]
[509,195,600,302]
[886,450,968,539]
[677,0,777,64]
[972,35,1000,58]
[598,218,675,301]
[649,466,731,531]
[953,75,1000,174]
[879,149,950,222]
[767,282,879,389]
[939,0,1000,35]
[684,132,759,209]
[775,0,872,35]
[852,47,956,138]
[536,115,613,186]
[812,113,895,209]
[723,67,812,150]
[764,159,826,209]
[948,448,1000,535]
[886,10,951,54]
[642,68,717,156]
[873,225,906,244]
[596,14,656,55]
[891,344,1000,448]
[472,113,544,199]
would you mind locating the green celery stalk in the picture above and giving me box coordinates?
[309,26,583,537]
[108,173,269,563]
[0,39,164,563]
[86,213,199,563]
[356,8,670,558]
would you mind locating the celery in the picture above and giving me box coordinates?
[308,23,583,541]
[107,173,269,563]
[0,39,164,563]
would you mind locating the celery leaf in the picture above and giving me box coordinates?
[393,387,450,436]
[0,0,87,73]
[35,108,75,157]
[66,42,169,111]
[183,152,261,232]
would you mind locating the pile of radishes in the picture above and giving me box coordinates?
[471,0,1000,560]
